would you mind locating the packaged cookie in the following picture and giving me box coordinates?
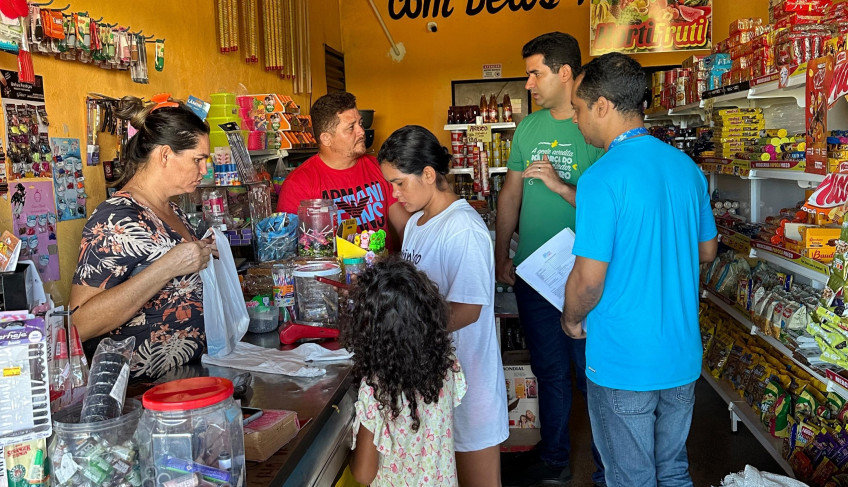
[827,391,847,419]
[761,378,784,427]
[706,333,735,379]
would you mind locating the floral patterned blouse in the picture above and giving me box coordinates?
[73,191,205,379]
[352,363,467,487]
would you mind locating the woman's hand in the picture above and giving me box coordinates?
[203,235,220,259]
[160,240,212,277]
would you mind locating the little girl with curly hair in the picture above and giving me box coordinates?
[342,255,467,486]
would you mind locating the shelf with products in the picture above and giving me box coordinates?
[699,366,794,477]
[448,166,507,176]
[443,122,516,131]
[716,225,752,254]
[698,70,807,108]
[748,241,830,285]
[702,289,848,401]
[699,158,826,186]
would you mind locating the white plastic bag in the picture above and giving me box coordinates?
[200,228,249,357]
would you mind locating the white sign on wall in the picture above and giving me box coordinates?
[482,64,502,79]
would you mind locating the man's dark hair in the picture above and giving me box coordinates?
[576,53,646,117]
[522,32,582,77]
[310,91,357,139]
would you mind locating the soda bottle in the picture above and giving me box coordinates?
[479,95,488,123]
[488,94,498,123]
[503,94,513,122]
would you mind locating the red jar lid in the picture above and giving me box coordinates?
[142,377,234,411]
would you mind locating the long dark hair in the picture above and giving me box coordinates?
[377,125,452,190]
[114,95,210,186]
[340,255,456,432]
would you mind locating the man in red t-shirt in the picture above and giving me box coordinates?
[277,92,409,248]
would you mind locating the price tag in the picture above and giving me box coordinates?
[467,125,492,143]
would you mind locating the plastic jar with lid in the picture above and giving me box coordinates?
[297,199,337,258]
[342,257,366,285]
[293,262,342,324]
[49,399,144,487]
[135,377,245,487]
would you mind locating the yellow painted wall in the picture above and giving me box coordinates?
[0,0,341,303]
[341,0,768,150]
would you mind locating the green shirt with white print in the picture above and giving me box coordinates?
[506,109,605,265]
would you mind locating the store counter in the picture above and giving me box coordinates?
[131,331,355,487]
[239,332,355,487]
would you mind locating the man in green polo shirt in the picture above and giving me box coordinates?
[495,32,605,487]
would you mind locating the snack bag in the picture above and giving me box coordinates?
[827,391,847,418]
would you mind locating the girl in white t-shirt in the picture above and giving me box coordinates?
[378,125,509,487]
[342,255,467,487]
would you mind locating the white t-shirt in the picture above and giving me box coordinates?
[402,199,509,452]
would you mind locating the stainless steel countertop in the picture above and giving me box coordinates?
[129,331,354,487]
[239,332,353,486]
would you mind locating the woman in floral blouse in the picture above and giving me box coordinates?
[70,94,213,379]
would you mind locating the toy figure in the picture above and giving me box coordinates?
[359,230,370,249]
[369,229,386,253]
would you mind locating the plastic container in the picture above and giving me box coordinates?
[208,104,239,119]
[297,199,337,258]
[210,130,229,149]
[207,116,241,130]
[343,257,366,285]
[49,399,143,487]
[294,263,342,324]
[236,95,254,110]
[247,306,280,333]
[137,377,245,487]
[210,92,236,106]
[210,128,247,150]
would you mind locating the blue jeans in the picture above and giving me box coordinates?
[587,379,696,487]
[514,277,604,484]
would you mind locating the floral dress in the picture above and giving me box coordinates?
[73,192,205,379]
[352,363,467,486]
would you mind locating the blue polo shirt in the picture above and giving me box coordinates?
[572,135,716,391]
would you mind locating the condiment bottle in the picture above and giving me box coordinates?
[503,94,513,122]
[488,94,498,123]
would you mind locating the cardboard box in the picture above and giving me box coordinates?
[503,362,540,429]
[799,226,841,247]
[805,246,836,263]
[243,409,300,462]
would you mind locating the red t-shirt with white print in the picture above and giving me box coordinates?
[276,154,398,248]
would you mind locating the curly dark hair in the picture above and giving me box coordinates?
[340,255,456,432]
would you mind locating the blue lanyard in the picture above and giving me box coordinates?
[608,127,649,150]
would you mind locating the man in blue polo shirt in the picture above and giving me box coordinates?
[561,53,718,487]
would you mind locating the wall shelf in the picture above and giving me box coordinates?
[703,290,848,400]
[700,367,795,477]
[748,240,829,284]
[443,122,516,131]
